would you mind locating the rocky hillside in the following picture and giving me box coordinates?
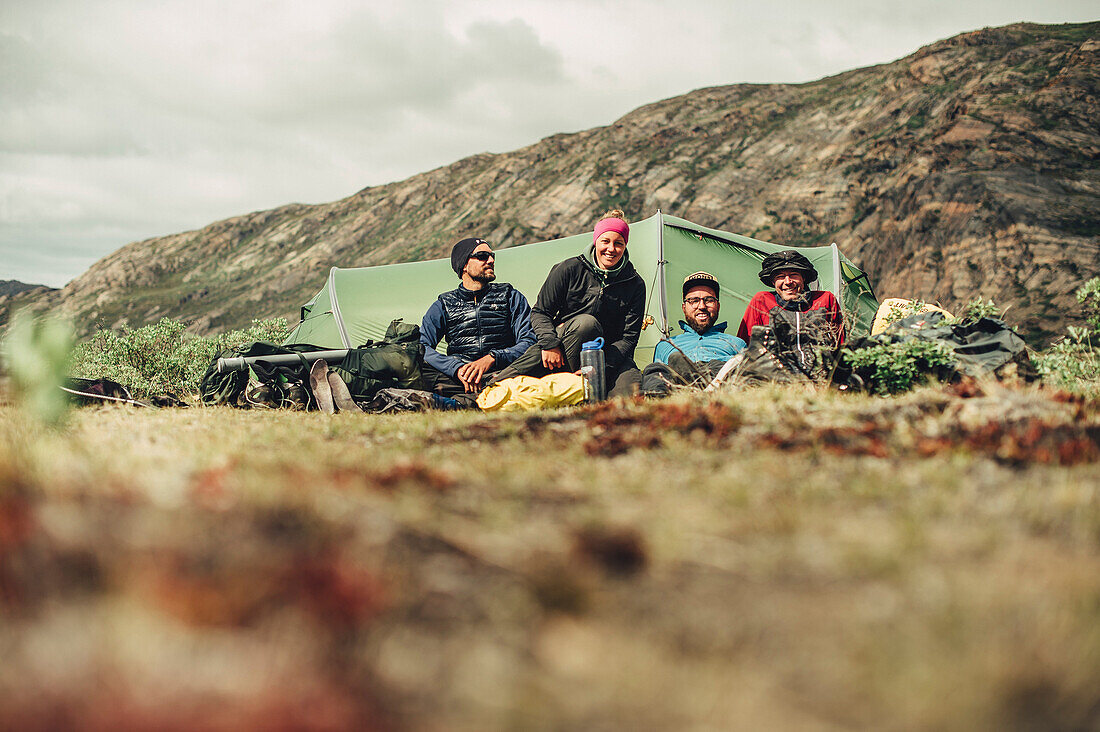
[0,280,52,299]
[4,21,1097,344]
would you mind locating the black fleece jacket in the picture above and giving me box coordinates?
[530,253,646,370]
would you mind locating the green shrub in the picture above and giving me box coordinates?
[1033,278,1100,391]
[1077,277,1100,332]
[1034,327,1100,388]
[71,317,289,398]
[943,297,1002,324]
[842,339,957,395]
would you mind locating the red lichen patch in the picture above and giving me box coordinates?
[284,551,387,629]
[0,495,42,612]
[584,429,660,457]
[1047,390,1085,405]
[141,552,281,627]
[650,402,743,438]
[188,463,236,511]
[915,436,955,457]
[757,421,891,458]
[742,394,1100,465]
[1,680,396,732]
[572,524,649,577]
[0,494,36,550]
[946,376,985,399]
[818,424,891,458]
[141,548,386,630]
[583,400,742,456]
[963,421,1100,466]
[370,461,454,492]
[1044,390,1100,420]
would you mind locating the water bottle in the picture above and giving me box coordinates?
[579,337,606,403]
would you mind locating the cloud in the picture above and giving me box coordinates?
[0,0,1096,287]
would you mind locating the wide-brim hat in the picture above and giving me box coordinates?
[759,250,818,286]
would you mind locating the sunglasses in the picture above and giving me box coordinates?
[469,250,495,262]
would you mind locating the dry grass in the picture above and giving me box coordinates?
[2,384,1100,730]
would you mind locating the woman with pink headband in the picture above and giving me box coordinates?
[492,209,645,397]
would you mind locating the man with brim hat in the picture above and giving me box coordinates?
[736,249,844,345]
[642,271,747,396]
[419,237,537,406]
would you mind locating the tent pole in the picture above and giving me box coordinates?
[327,266,352,348]
[656,210,670,336]
[829,242,842,300]
[216,350,351,373]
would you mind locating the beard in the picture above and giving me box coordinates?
[470,268,496,284]
[685,311,715,332]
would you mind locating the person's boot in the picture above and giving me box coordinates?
[245,382,280,408]
[282,382,309,411]
[309,360,335,415]
[327,371,363,413]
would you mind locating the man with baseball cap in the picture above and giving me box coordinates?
[419,238,536,404]
[736,250,844,345]
[642,271,747,395]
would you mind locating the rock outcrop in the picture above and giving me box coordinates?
[5,22,1097,344]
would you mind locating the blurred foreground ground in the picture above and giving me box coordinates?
[2,385,1100,731]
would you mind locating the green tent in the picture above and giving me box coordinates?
[286,212,879,365]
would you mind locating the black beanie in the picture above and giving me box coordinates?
[758,250,818,287]
[451,238,487,275]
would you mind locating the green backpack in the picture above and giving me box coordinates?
[330,319,427,399]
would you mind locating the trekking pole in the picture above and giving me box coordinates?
[216,350,350,373]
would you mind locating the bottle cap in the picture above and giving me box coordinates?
[581,337,604,350]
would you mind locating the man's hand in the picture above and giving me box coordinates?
[456,354,495,392]
[541,347,565,371]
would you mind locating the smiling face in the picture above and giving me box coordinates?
[772,269,806,301]
[682,284,720,333]
[463,242,496,285]
[593,231,627,270]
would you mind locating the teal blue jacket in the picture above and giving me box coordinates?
[653,321,746,364]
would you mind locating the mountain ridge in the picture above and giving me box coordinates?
[2,21,1097,344]
[0,280,53,299]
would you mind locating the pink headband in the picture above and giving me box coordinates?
[593,217,629,245]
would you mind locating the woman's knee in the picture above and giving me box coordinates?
[564,314,602,340]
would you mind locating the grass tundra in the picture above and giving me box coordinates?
[2,383,1100,730]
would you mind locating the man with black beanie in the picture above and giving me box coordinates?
[419,238,537,405]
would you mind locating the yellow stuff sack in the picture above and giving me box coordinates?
[871,298,954,336]
[476,373,585,412]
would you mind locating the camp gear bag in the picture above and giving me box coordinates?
[731,307,841,385]
[329,319,426,399]
[837,311,1037,390]
[200,341,322,407]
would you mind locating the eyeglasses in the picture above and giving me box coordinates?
[684,296,718,307]
[469,250,495,262]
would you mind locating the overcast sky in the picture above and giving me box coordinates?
[2,0,1095,287]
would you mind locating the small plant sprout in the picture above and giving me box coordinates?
[2,311,75,426]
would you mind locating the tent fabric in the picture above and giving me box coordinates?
[286,212,879,366]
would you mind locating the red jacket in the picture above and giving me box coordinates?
[736,290,844,344]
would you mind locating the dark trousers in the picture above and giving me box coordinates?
[494,314,641,398]
[420,361,493,408]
